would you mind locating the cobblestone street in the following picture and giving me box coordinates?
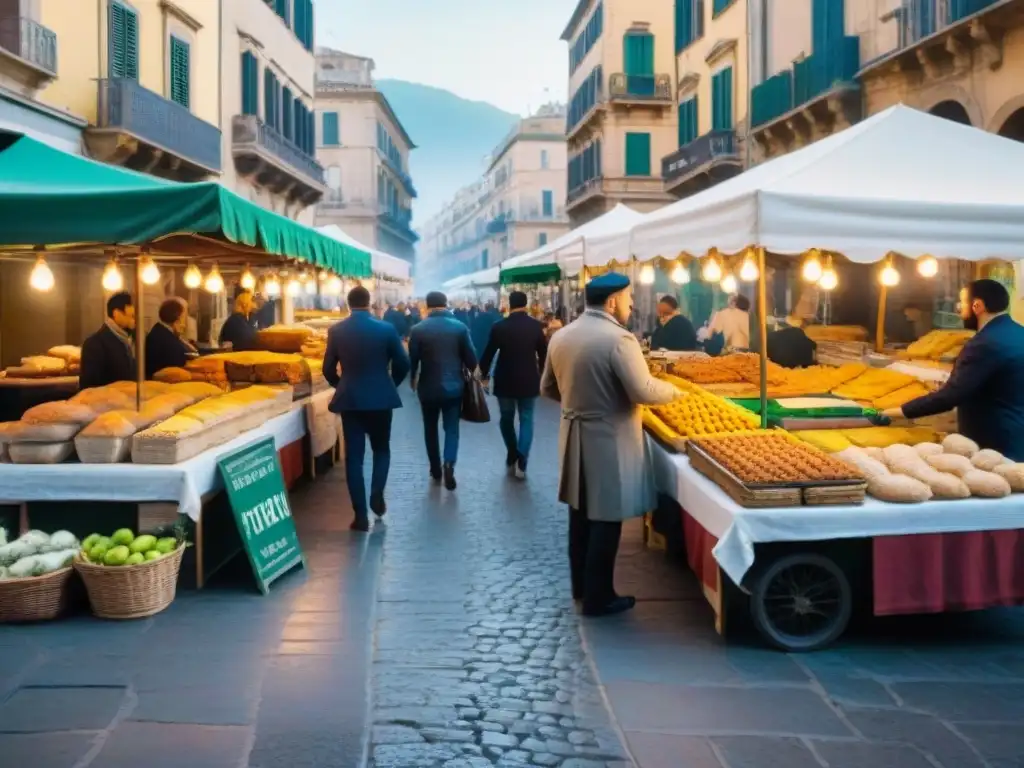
[3,391,1024,767]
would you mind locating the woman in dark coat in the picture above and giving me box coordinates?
[145,298,194,378]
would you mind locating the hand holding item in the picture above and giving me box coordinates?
[881,407,905,421]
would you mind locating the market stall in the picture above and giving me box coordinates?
[317,224,412,306]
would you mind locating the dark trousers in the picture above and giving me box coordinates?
[568,501,623,611]
[340,410,393,518]
[421,397,462,470]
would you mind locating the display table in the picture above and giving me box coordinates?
[647,435,1024,648]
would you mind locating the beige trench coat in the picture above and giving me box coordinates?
[540,309,677,522]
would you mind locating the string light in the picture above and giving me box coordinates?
[701,257,722,282]
[670,263,690,284]
[204,264,224,294]
[240,265,256,290]
[818,268,838,291]
[183,263,202,289]
[917,255,938,278]
[880,261,900,287]
[638,264,655,285]
[739,250,759,282]
[720,273,738,294]
[29,255,54,292]
[286,278,301,297]
[326,275,343,294]
[304,276,317,295]
[264,274,281,297]
[102,259,124,292]
[139,256,161,286]
[802,250,823,282]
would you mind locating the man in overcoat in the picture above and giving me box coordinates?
[540,273,677,616]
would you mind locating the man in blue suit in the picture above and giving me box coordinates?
[324,285,411,531]
[884,279,1024,461]
[409,291,478,490]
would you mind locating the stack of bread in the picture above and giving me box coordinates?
[184,356,230,389]
[256,325,314,353]
[221,352,310,386]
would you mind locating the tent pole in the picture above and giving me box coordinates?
[757,247,768,430]
[135,262,145,411]
[875,282,888,353]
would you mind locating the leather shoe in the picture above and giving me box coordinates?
[349,517,370,532]
[582,595,636,617]
[370,493,386,517]
[429,466,442,482]
[443,462,456,490]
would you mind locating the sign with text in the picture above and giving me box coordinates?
[217,437,305,594]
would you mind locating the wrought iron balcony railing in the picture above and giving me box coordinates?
[232,114,324,185]
[662,129,738,183]
[0,16,57,75]
[608,73,672,101]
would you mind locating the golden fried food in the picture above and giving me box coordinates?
[649,381,760,440]
[693,432,863,485]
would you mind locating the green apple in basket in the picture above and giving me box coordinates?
[103,545,130,566]
[125,552,145,566]
[129,535,157,555]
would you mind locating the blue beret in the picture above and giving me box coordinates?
[585,272,631,304]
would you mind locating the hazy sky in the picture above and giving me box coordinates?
[317,0,579,115]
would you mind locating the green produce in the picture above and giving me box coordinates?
[129,535,156,554]
[88,543,110,562]
[111,528,134,547]
[155,537,177,554]
[103,545,130,566]
[144,550,163,561]
[82,533,102,551]
[125,552,145,566]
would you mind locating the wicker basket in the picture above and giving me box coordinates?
[73,544,185,619]
[0,566,76,622]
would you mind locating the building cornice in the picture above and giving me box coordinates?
[160,0,203,31]
[705,39,738,68]
[315,83,416,149]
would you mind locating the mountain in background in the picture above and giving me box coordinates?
[376,79,520,227]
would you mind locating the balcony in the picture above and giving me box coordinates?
[566,175,673,213]
[750,36,861,159]
[377,207,420,244]
[860,0,1009,81]
[379,150,418,198]
[85,78,221,180]
[486,213,509,234]
[232,114,326,206]
[662,129,742,195]
[0,16,57,86]
[608,73,673,104]
[510,206,569,224]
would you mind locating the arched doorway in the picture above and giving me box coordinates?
[997,108,1024,142]
[928,100,972,125]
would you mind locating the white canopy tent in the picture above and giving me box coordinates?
[317,224,411,282]
[584,104,1024,267]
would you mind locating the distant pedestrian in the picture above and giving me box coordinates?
[409,291,478,490]
[479,291,548,479]
[541,273,677,617]
[471,302,501,367]
[323,286,411,531]
[383,302,409,339]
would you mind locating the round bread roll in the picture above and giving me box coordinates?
[867,474,933,503]
[836,447,889,480]
[993,463,1024,492]
[913,442,944,458]
[942,433,980,458]
[902,464,970,499]
[971,448,1008,472]
[925,453,974,478]
[863,447,885,462]
[961,469,1011,498]
[882,444,921,469]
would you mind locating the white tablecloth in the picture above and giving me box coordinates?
[647,435,1024,587]
[0,408,307,521]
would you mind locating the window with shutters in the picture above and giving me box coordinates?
[542,190,553,217]
[711,67,734,130]
[622,31,654,77]
[169,36,190,108]
[712,0,735,17]
[241,52,259,115]
[264,70,278,129]
[109,0,139,80]
[678,97,698,147]
[675,0,705,54]
[624,132,651,176]
[538,233,548,247]
[282,87,293,141]
[322,112,339,146]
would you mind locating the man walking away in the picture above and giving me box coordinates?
[541,273,677,617]
[479,290,547,479]
[323,286,410,532]
[409,291,478,490]
[383,302,410,340]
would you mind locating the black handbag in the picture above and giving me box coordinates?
[461,371,491,423]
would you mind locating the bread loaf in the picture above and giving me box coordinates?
[21,400,96,426]
[867,474,933,503]
[925,453,974,478]
[942,433,979,458]
[961,469,1011,498]
[79,411,139,439]
[153,367,193,384]
[971,449,1009,472]
[993,463,1024,492]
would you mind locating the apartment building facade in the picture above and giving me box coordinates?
[313,48,417,262]
[417,105,569,288]
[562,0,678,227]
[664,0,748,198]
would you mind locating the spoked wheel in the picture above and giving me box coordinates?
[749,553,852,652]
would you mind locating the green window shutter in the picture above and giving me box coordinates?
[241,52,258,115]
[624,132,651,176]
[264,69,274,127]
[322,112,339,146]
[294,0,305,45]
[623,32,653,76]
[712,67,734,130]
[678,97,698,146]
[124,6,138,79]
[169,37,190,108]
[108,1,138,79]
[306,0,315,49]
[282,87,293,140]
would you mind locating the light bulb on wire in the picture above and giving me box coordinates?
[29,255,54,292]
[102,259,124,292]
[304,276,317,295]
[326,275,343,294]
[139,256,161,286]
[701,258,722,282]
[739,251,759,282]
[917,255,938,278]
[880,263,900,287]
[818,268,838,291]
[802,251,823,283]
[204,264,224,294]
[286,278,301,297]
[638,264,655,285]
[318,270,330,281]
[264,274,281,297]
[240,266,256,291]
[720,273,738,294]
[670,263,690,284]
[183,263,202,290]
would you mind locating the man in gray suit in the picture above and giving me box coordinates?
[541,273,677,617]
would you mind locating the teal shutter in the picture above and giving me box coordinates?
[542,190,553,216]
[624,132,651,176]
[109,1,138,79]
[322,112,339,145]
[169,37,190,108]
[241,52,259,115]
[623,32,654,76]
[678,97,698,146]
[538,233,548,246]
[264,70,275,127]
[712,67,734,130]
[124,5,138,79]
[282,87,293,140]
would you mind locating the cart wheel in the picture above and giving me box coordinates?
[749,553,852,652]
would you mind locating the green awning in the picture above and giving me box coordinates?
[500,263,561,286]
[0,134,371,277]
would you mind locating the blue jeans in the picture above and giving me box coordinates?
[421,397,461,469]
[497,397,536,461]
[340,410,393,518]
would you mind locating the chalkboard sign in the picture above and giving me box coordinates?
[217,437,304,594]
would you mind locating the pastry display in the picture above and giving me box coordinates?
[901,329,974,360]
[691,432,863,485]
[256,325,314,353]
[221,352,310,386]
[831,367,917,401]
[649,375,759,440]
[152,367,193,384]
[4,355,70,378]
[804,325,868,342]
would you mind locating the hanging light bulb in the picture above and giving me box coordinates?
[286,278,301,297]
[29,255,55,292]
[204,264,224,294]
[670,262,690,284]
[802,250,823,282]
[739,250,759,282]
[880,262,900,287]
[917,255,939,278]
[818,268,838,291]
[326,275,343,294]
[264,274,281,297]
[102,259,124,292]
[318,270,330,281]
[638,263,655,285]
[139,256,161,286]
[701,257,722,282]
[304,276,317,295]
[240,265,256,291]
[720,273,738,294]
[183,263,202,289]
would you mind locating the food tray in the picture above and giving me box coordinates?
[74,435,131,464]
[802,483,867,506]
